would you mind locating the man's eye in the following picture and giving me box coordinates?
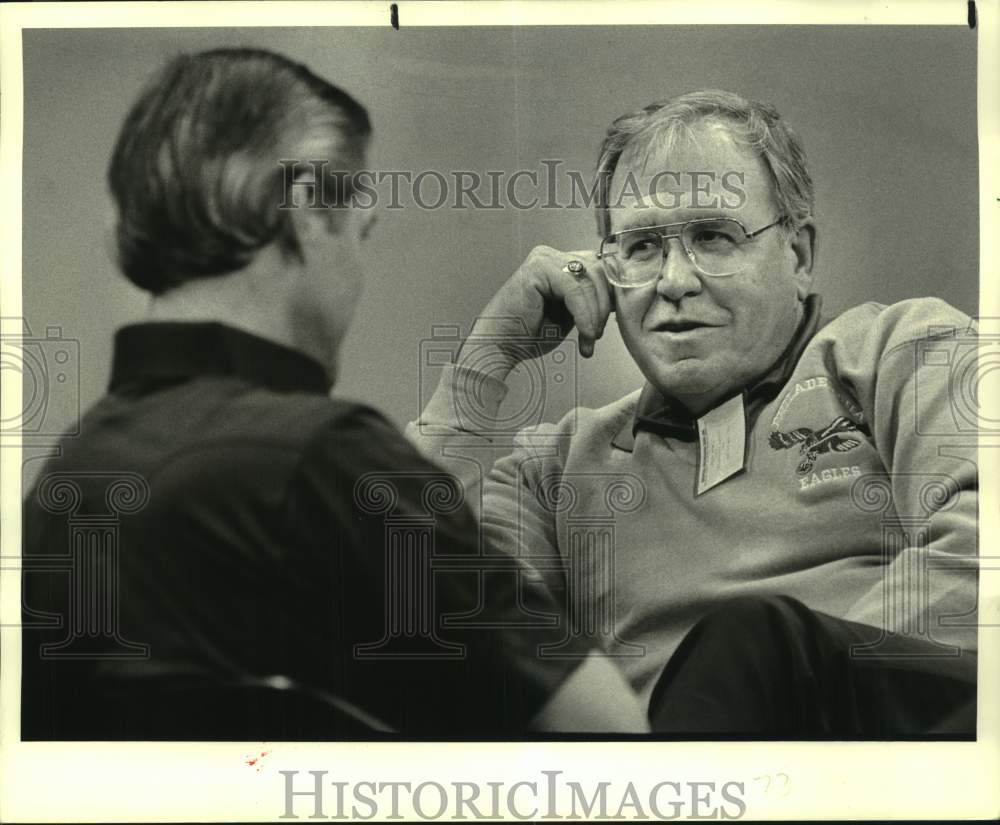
[691,229,736,248]
[623,237,659,259]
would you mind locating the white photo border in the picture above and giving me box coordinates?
[1,1,997,821]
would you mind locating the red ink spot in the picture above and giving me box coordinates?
[245,750,270,771]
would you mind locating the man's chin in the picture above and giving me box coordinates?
[644,359,716,398]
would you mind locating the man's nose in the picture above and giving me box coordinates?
[654,236,703,301]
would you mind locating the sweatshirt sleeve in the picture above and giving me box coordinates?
[832,299,979,653]
[405,363,572,597]
[404,363,514,520]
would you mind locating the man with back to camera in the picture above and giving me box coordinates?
[20,47,650,738]
[408,89,979,736]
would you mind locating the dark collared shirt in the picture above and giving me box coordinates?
[613,294,825,450]
[22,323,587,739]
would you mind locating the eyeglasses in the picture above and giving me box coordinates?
[598,216,784,288]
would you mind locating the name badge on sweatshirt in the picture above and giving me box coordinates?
[696,393,747,495]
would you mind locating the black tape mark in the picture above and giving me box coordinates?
[968,0,976,29]
[391,3,399,30]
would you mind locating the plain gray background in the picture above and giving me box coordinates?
[20,26,978,467]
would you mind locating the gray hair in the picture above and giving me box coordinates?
[108,48,371,294]
[594,89,813,237]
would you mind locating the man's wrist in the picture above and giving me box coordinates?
[456,338,520,382]
[415,362,511,437]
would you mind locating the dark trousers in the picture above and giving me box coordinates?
[647,595,976,738]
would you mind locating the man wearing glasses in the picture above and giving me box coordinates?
[410,89,978,736]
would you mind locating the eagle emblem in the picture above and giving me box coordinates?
[768,416,870,474]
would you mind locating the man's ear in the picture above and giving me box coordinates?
[285,166,342,256]
[789,220,816,301]
[287,198,340,262]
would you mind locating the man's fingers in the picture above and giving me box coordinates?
[512,245,613,359]
[563,281,600,357]
[557,251,613,357]
[591,263,614,336]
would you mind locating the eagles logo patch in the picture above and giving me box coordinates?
[768,416,872,474]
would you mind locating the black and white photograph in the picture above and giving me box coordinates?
[1,1,997,821]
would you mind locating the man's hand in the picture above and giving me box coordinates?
[458,246,614,381]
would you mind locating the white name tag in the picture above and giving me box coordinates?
[696,393,747,495]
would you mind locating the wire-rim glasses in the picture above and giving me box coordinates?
[598,216,784,288]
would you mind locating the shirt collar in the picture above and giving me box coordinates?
[612,294,825,452]
[109,322,332,395]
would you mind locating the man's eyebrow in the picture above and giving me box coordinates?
[615,210,733,231]
[617,213,671,230]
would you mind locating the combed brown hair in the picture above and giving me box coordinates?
[108,48,370,294]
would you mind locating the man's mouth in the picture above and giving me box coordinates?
[652,320,716,333]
